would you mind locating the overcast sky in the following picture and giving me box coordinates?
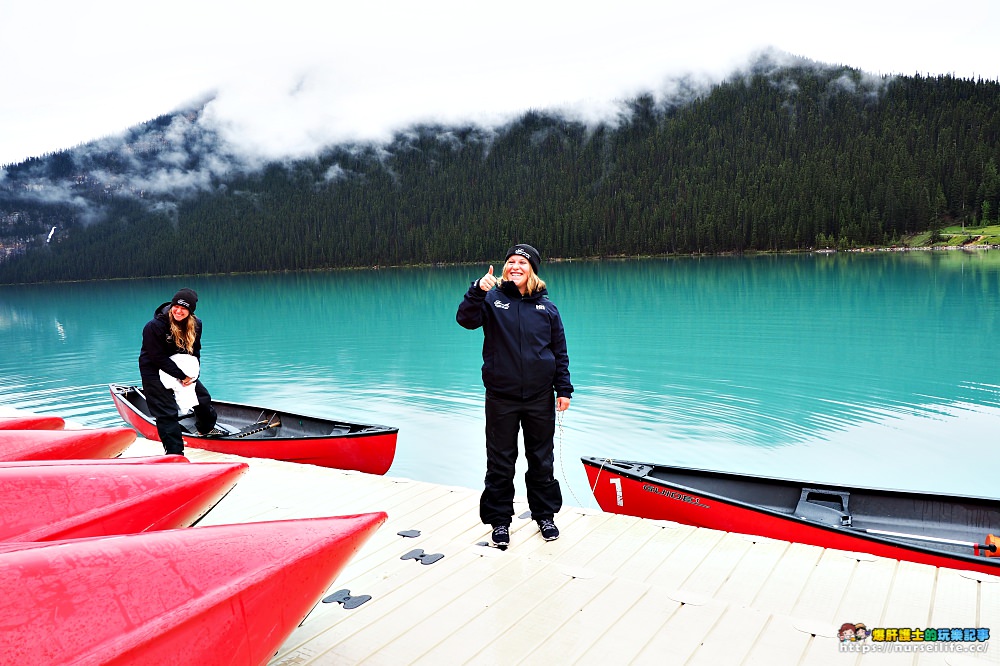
[1,0,997,167]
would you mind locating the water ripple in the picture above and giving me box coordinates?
[3,256,1000,505]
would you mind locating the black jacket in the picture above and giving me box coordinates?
[138,302,203,381]
[457,280,573,401]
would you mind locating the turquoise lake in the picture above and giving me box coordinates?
[2,251,999,508]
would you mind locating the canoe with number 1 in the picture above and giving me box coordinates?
[582,456,1000,577]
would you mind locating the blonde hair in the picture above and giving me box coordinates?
[170,315,197,354]
[501,261,546,295]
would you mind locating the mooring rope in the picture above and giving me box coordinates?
[555,410,611,509]
[588,457,612,497]
[555,409,584,507]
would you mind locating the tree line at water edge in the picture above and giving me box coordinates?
[0,65,999,283]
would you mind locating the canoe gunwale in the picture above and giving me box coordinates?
[110,383,398,474]
[110,384,397,438]
[581,456,1000,573]
[582,456,1000,506]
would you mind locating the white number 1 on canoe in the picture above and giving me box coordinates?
[610,477,623,506]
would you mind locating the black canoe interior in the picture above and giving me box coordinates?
[117,385,395,440]
[592,458,1000,557]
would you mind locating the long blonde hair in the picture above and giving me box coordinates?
[501,262,546,295]
[170,315,197,354]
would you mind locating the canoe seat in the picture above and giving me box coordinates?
[795,488,852,527]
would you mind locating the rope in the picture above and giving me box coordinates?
[555,410,615,509]
[556,409,587,507]
[589,457,612,498]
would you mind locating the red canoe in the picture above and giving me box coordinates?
[582,456,1000,577]
[0,455,188,468]
[0,513,386,665]
[0,427,136,462]
[0,414,65,430]
[110,383,398,474]
[0,461,248,542]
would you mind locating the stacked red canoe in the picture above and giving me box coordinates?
[0,411,386,664]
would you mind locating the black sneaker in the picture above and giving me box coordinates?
[491,525,510,550]
[537,519,559,541]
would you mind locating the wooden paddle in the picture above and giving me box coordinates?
[232,414,282,438]
[987,533,999,557]
[862,528,999,557]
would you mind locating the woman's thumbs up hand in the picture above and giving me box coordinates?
[479,265,497,292]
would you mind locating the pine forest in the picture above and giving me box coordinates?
[1,64,998,284]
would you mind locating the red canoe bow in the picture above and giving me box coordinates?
[0,427,136,462]
[0,455,188,468]
[0,461,248,542]
[0,513,387,665]
[0,414,65,430]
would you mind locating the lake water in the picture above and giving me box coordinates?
[2,251,999,508]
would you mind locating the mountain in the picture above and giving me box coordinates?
[1,59,999,284]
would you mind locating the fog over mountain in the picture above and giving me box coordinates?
[2,48,997,284]
[3,0,997,170]
[2,49,824,225]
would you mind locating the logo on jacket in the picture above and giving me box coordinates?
[535,304,546,311]
[492,300,509,310]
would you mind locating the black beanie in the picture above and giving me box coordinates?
[171,288,198,313]
[505,244,541,274]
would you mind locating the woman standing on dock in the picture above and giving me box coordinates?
[457,244,573,549]
[138,288,217,454]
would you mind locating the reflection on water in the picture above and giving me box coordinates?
[2,251,1000,505]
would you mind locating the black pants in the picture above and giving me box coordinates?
[142,376,217,455]
[480,391,562,527]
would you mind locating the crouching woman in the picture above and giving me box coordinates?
[138,288,217,454]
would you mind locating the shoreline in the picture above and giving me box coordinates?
[1,243,998,287]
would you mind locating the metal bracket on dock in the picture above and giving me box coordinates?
[322,589,372,609]
[401,549,444,565]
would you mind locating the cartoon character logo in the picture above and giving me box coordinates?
[838,621,869,642]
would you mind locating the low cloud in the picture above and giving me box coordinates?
[0,44,858,231]
[1,0,995,170]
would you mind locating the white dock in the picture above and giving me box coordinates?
[118,438,1000,665]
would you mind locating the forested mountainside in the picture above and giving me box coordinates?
[1,62,999,284]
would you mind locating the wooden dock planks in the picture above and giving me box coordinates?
[116,438,1000,665]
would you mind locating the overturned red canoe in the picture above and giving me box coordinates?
[0,513,386,665]
[0,414,65,430]
[0,461,248,542]
[0,427,136,462]
[0,455,187,468]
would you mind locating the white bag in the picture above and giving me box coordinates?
[159,354,200,415]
